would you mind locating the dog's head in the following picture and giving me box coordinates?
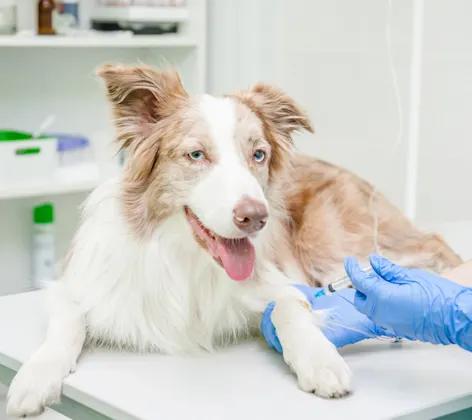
[98,64,313,281]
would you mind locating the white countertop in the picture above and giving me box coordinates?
[0,291,471,420]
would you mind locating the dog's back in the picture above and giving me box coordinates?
[282,154,462,284]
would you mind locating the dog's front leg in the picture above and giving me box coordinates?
[245,265,353,398]
[7,288,86,417]
[270,294,352,398]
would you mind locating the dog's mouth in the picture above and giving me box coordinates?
[184,206,255,281]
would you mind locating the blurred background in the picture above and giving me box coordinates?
[0,0,471,296]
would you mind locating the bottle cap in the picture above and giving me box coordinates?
[33,203,54,224]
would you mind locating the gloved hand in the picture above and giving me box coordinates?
[346,254,472,350]
[261,285,393,352]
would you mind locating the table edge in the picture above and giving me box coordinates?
[0,344,470,420]
[0,355,139,420]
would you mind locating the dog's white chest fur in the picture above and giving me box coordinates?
[59,180,256,354]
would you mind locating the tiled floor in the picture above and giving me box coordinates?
[0,384,68,420]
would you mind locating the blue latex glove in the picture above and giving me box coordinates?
[346,254,472,351]
[261,285,393,352]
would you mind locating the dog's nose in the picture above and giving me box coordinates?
[233,197,268,234]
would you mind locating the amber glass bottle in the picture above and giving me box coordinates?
[38,0,56,35]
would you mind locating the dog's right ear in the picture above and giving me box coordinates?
[97,64,188,151]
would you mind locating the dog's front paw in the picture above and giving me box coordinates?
[296,355,352,398]
[286,341,353,398]
[7,362,64,417]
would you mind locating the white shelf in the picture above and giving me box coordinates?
[91,6,189,23]
[0,178,100,200]
[0,34,196,48]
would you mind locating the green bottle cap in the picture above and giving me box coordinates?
[33,203,54,224]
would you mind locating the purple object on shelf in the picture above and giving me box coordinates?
[47,134,89,152]
[47,133,91,167]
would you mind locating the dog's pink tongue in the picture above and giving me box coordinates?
[216,238,255,281]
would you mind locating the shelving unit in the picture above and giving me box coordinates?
[0,178,100,200]
[90,6,189,23]
[0,35,197,48]
[0,0,207,296]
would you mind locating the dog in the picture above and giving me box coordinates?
[6,64,462,417]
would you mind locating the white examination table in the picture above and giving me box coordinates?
[0,222,471,420]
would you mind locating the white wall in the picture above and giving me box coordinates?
[417,0,472,226]
[271,0,413,212]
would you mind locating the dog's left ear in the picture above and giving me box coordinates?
[236,83,314,138]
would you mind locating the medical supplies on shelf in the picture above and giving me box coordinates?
[0,130,58,186]
[91,0,188,35]
[49,133,91,167]
[32,202,55,289]
[0,130,93,187]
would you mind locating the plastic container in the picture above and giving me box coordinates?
[55,1,79,32]
[50,133,91,167]
[32,203,55,290]
[0,131,58,187]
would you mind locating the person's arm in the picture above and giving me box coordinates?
[442,259,472,287]
[261,257,472,353]
[347,254,472,352]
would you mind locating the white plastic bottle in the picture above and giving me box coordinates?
[32,203,55,289]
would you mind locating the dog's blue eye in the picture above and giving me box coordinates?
[253,150,265,163]
[188,151,205,161]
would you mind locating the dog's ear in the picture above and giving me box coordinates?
[235,83,314,138]
[97,64,188,152]
[234,84,313,181]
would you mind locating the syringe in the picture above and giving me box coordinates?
[314,267,374,298]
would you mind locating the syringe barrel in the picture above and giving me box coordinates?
[326,266,375,294]
[329,275,353,292]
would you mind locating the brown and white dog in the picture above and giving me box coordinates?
[7,64,461,417]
